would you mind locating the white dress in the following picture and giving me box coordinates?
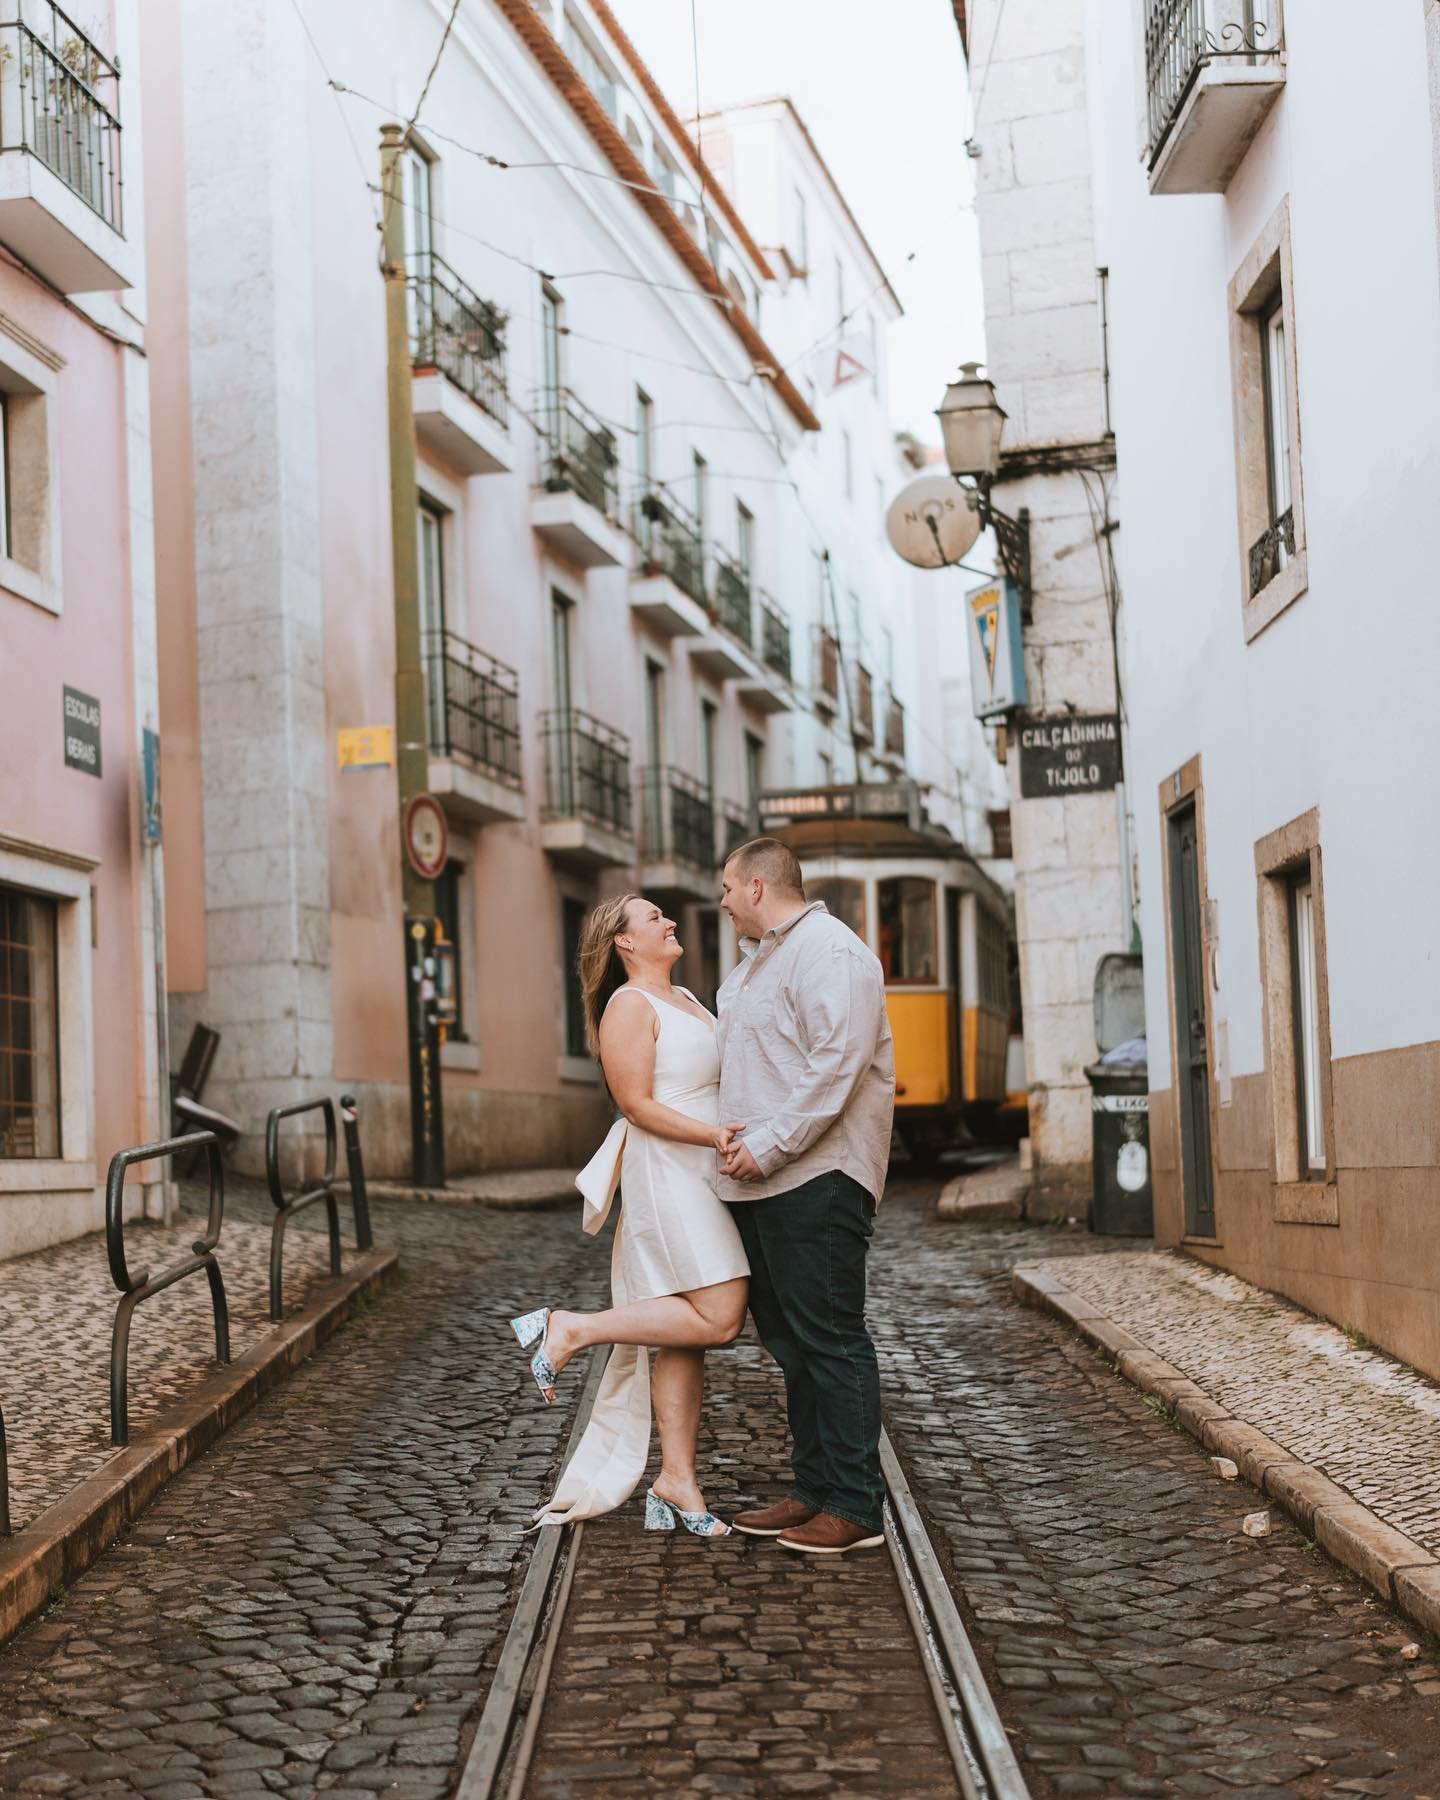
[531,987,750,1528]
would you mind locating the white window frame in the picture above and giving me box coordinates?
[1289,875,1324,1176]
[0,321,63,616]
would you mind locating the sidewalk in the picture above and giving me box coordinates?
[1015,1247,1440,1642]
[0,1183,395,1639]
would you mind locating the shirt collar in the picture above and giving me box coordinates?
[738,899,827,959]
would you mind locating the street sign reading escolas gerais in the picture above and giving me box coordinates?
[1018,712,1121,798]
[63,686,102,777]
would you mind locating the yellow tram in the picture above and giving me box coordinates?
[757,781,1023,1158]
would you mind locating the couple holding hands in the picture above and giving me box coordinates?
[509,837,895,1555]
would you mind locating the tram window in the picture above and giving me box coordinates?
[809,878,866,942]
[877,878,937,984]
[977,908,1009,1011]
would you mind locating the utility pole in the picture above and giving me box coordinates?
[380,123,445,1189]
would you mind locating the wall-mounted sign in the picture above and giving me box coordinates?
[966,579,1027,719]
[338,725,395,771]
[404,792,449,881]
[63,686,101,777]
[1018,712,1122,798]
[758,782,921,829]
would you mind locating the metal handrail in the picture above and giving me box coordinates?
[758,594,791,680]
[106,1131,230,1447]
[540,386,619,515]
[264,1095,374,1322]
[711,548,752,645]
[424,628,522,783]
[634,489,706,604]
[541,708,633,835]
[1248,504,1294,597]
[408,249,508,424]
[0,3,123,230]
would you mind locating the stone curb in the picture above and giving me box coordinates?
[0,1246,399,1647]
[1011,1263,1440,1635]
[344,1180,576,1212]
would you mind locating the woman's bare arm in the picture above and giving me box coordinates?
[600,993,735,1153]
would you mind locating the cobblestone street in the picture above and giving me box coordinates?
[0,1178,1437,1797]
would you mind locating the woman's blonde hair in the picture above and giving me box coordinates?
[577,892,642,1060]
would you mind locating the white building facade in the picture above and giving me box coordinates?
[150,0,989,1178]
[1091,1,1440,1375]
[956,0,1131,1207]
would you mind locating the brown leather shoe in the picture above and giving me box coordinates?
[778,1511,885,1554]
[732,1497,819,1537]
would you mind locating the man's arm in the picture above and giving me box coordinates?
[731,943,887,1177]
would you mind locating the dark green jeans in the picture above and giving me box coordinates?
[730,1170,883,1534]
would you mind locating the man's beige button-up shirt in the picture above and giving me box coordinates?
[714,900,896,1205]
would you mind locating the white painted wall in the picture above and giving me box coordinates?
[1095,0,1440,1085]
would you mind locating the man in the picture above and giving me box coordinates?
[715,837,895,1555]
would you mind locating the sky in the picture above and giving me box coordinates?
[613,0,986,446]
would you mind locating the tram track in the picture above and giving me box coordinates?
[457,1345,1030,1800]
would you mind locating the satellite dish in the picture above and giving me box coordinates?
[885,474,982,570]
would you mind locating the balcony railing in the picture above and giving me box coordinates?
[1144,0,1282,162]
[883,694,906,761]
[853,664,874,742]
[540,388,619,516]
[424,631,522,784]
[0,2,122,229]
[635,490,706,604]
[711,549,752,646]
[541,708,632,836]
[409,250,507,425]
[640,766,716,872]
[759,594,791,681]
[1248,504,1294,598]
[814,627,840,707]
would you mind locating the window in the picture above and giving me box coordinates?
[561,897,588,1061]
[809,877,865,944]
[700,698,718,801]
[551,590,574,713]
[744,730,764,802]
[692,450,707,541]
[434,861,466,1042]
[636,387,653,493]
[736,501,753,575]
[644,659,665,766]
[1255,807,1334,1217]
[1261,292,1291,550]
[418,501,447,752]
[1228,198,1306,639]
[877,878,937,985]
[0,887,60,1159]
[403,145,433,263]
[541,281,563,400]
[1289,875,1324,1178]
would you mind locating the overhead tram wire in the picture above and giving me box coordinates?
[286,0,383,231]
[406,0,463,134]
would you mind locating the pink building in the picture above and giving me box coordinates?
[0,1,169,1256]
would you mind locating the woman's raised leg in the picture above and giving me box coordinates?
[545,1276,747,1376]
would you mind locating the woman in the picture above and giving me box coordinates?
[510,893,750,1538]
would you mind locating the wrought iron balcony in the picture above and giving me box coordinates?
[639,766,716,873]
[409,251,507,425]
[541,708,632,836]
[711,548,752,646]
[0,1,122,229]
[883,694,906,761]
[813,626,840,709]
[852,664,875,742]
[424,631,521,784]
[759,595,792,681]
[540,388,619,516]
[1248,505,1294,598]
[635,490,707,605]
[1144,0,1284,189]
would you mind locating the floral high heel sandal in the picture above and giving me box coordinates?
[509,1306,558,1404]
[643,1487,731,1538]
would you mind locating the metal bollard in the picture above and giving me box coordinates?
[340,1094,374,1251]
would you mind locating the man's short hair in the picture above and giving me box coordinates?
[726,836,805,896]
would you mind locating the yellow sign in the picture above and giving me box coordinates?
[337,726,395,771]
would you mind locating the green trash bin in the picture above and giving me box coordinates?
[1086,1036,1152,1236]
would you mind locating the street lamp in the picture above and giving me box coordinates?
[936,363,1032,619]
